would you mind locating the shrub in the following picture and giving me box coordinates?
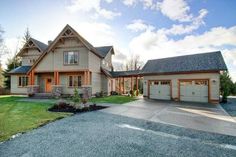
[73,88,80,104]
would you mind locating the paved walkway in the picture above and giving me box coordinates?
[1,111,236,157]
[102,99,236,136]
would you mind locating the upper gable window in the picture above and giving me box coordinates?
[64,51,79,65]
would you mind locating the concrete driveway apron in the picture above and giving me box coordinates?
[102,99,236,136]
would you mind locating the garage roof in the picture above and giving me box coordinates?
[141,51,227,75]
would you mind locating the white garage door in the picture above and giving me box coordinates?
[149,81,171,100]
[180,80,208,103]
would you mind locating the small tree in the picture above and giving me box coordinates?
[220,71,232,102]
[73,88,80,104]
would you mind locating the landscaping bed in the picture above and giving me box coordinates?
[48,103,107,113]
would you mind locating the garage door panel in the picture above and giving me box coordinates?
[180,80,208,103]
[149,81,171,100]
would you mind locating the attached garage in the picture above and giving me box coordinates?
[141,51,227,104]
[179,79,208,103]
[149,80,171,100]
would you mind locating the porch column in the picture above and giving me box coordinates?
[87,71,91,85]
[136,76,138,96]
[119,77,121,94]
[29,70,35,85]
[84,71,87,85]
[123,77,125,94]
[131,76,133,91]
[54,71,57,85]
[31,70,35,85]
[57,72,60,84]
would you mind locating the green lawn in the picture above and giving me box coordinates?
[0,96,71,142]
[89,95,138,104]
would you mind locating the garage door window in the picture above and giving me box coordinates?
[180,81,192,86]
[195,80,208,85]
[161,81,170,85]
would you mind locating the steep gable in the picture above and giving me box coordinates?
[28,24,103,73]
[17,38,47,57]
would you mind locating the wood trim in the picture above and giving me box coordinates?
[178,79,210,103]
[142,70,220,76]
[34,69,89,73]
[148,80,172,99]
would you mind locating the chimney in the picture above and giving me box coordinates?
[48,40,52,45]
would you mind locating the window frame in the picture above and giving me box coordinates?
[67,75,82,87]
[63,51,79,65]
[18,76,29,87]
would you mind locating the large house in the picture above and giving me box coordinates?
[9,24,227,104]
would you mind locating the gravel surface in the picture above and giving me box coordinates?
[1,111,236,157]
[221,98,236,117]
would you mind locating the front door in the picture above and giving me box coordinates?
[45,77,52,93]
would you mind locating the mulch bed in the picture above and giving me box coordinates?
[48,104,107,113]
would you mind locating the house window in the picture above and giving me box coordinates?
[68,75,82,87]
[64,51,79,65]
[18,76,28,87]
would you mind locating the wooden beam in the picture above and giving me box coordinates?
[84,71,87,85]
[119,78,121,94]
[136,76,138,96]
[123,77,125,94]
[131,76,133,91]
[87,71,90,85]
[54,71,57,85]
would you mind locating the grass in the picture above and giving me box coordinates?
[89,95,138,104]
[0,96,71,142]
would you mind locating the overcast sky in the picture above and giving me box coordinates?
[0,0,236,80]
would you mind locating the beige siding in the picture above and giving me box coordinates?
[101,74,108,94]
[35,52,54,71]
[35,38,89,72]
[88,50,102,94]
[21,49,42,66]
[10,75,27,94]
[101,51,112,71]
[143,73,220,100]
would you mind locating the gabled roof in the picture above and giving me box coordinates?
[30,38,48,51]
[17,38,47,56]
[28,24,105,74]
[95,46,114,58]
[8,66,32,74]
[141,51,227,75]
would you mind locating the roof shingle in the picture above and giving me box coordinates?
[9,66,32,74]
[141,51,227,75]
[95,46,113,58]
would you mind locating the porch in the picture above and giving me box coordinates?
[27,70,92,96]
[111,70,143,96]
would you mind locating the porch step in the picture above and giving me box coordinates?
[33,93,53,99]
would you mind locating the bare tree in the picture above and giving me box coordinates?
[124,55,144,71]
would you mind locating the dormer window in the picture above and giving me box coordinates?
[64,51,79,65]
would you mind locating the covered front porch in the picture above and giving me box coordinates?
[27,70,92,96]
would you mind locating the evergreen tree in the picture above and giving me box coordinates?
[220,71,232,102]
[3,57,21,89]
[22,27,31,44]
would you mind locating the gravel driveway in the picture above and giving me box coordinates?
[1,111,236,157]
